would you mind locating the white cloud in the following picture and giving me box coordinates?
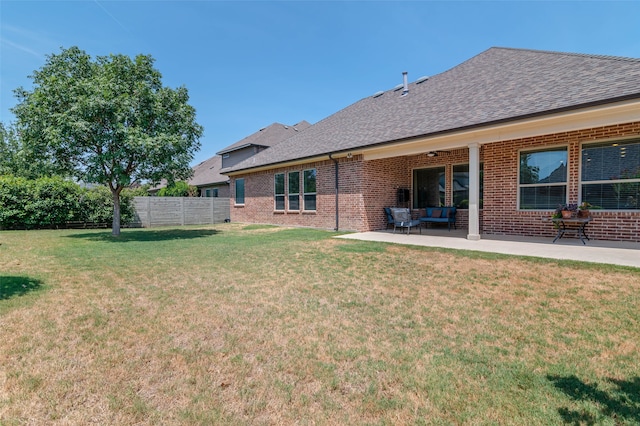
[1,37,43,58]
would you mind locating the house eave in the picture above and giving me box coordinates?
[222,153,355,176]
[216,143,268,156]
[223,96,640,175]
[363,96,640,160]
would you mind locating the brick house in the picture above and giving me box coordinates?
[155,121,312,197]
[221,48,640,242]
[216,121,311,170]
[189,155,229,198]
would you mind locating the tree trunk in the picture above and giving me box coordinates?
[111,189,121,237]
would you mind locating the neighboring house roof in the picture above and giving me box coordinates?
[189,155,228,187]
[225,47,640,173]
[150,155,227,192]
[216,121,312,155]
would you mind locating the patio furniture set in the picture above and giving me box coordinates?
[385,207,457,234]
[386,207,594,245]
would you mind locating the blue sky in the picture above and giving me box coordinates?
[1,1,639,166]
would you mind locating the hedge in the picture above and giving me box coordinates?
[0,175,137,230]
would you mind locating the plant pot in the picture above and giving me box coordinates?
[561,210,573,219]
[578,209,590,218]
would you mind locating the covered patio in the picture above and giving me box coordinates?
[337,227,640,268]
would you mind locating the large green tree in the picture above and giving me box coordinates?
[0,122,56,179]
[12,47,203,236]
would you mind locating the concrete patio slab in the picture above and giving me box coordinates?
[336,230,640,268]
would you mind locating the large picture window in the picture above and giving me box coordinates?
[581,139,640,210]
[303,169,317,211]
[274,173,285,210]
[519,147,567,209]
[413,167,445,209]
[235,178,245,205]
[453,163,484,209]
[288,171,300,210]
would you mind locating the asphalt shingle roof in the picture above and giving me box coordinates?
[226,47,640,173]
[216,121,311,155]
[189,155,227,187]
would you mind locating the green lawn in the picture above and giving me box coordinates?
[1,224,639,425]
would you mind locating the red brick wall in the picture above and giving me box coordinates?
[230,157,367,231]
[362,156,409,230]
[230,121,640,241]
[482,122,640,242]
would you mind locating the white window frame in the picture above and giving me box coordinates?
[274,173,285,211]
[235,178,245,205]
[580,137,640,210]
[452,162,484,210]
[518,146,568,210]
[303,168,317,211]
[288,171,300,211]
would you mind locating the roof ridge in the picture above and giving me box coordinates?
[490,46,640,63]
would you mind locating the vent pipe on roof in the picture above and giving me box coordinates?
[402,71,408,96]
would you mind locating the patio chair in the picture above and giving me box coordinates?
[390,208,422,234]
[384,207,395,229]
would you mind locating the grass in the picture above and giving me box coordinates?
[1,224,639,425]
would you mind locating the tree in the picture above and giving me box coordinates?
[157,181,198,197]
[12,47,203,236]
[0,122,57,179]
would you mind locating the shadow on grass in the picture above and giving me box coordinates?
[548,374,640,424]
[0,276,44,300]
[65,228,220,243]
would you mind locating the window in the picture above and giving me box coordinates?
[413,167,445,209]
[274,173,285,210]
[519,147,567,209]
[581,139,640,210]
[288,171,300,210]
[235,178,245,205]
[452,163,484,209]
[303,169,317,211]
[203,188,218,198]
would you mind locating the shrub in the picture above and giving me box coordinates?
[25,177,81,228]
[79,186,136,226]
[0,175,30,229]
[0,176,136,229]
[157,181,198,197]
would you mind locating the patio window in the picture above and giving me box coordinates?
[413,167,445,209]
[275,173,285,211]
[235,178,245,205]
[519,147,567,209]
[453,163,484,209]
[581,139,640,210]
[288,171,300,211]
[303,169,317,211]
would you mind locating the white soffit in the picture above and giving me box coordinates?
[362,99,640,161]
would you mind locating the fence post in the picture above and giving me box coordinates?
[145,197,150,227]
[180,197,185,226]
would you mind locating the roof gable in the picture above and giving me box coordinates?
[189,155,227,187]
[226,47,640,172]
[216,121,311,155]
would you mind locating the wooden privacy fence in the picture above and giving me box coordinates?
[131,197,230,228]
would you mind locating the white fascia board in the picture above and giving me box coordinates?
[363,99,640,161]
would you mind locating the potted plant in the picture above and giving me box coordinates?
[578,201,592,218]
[555,203,577,219]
